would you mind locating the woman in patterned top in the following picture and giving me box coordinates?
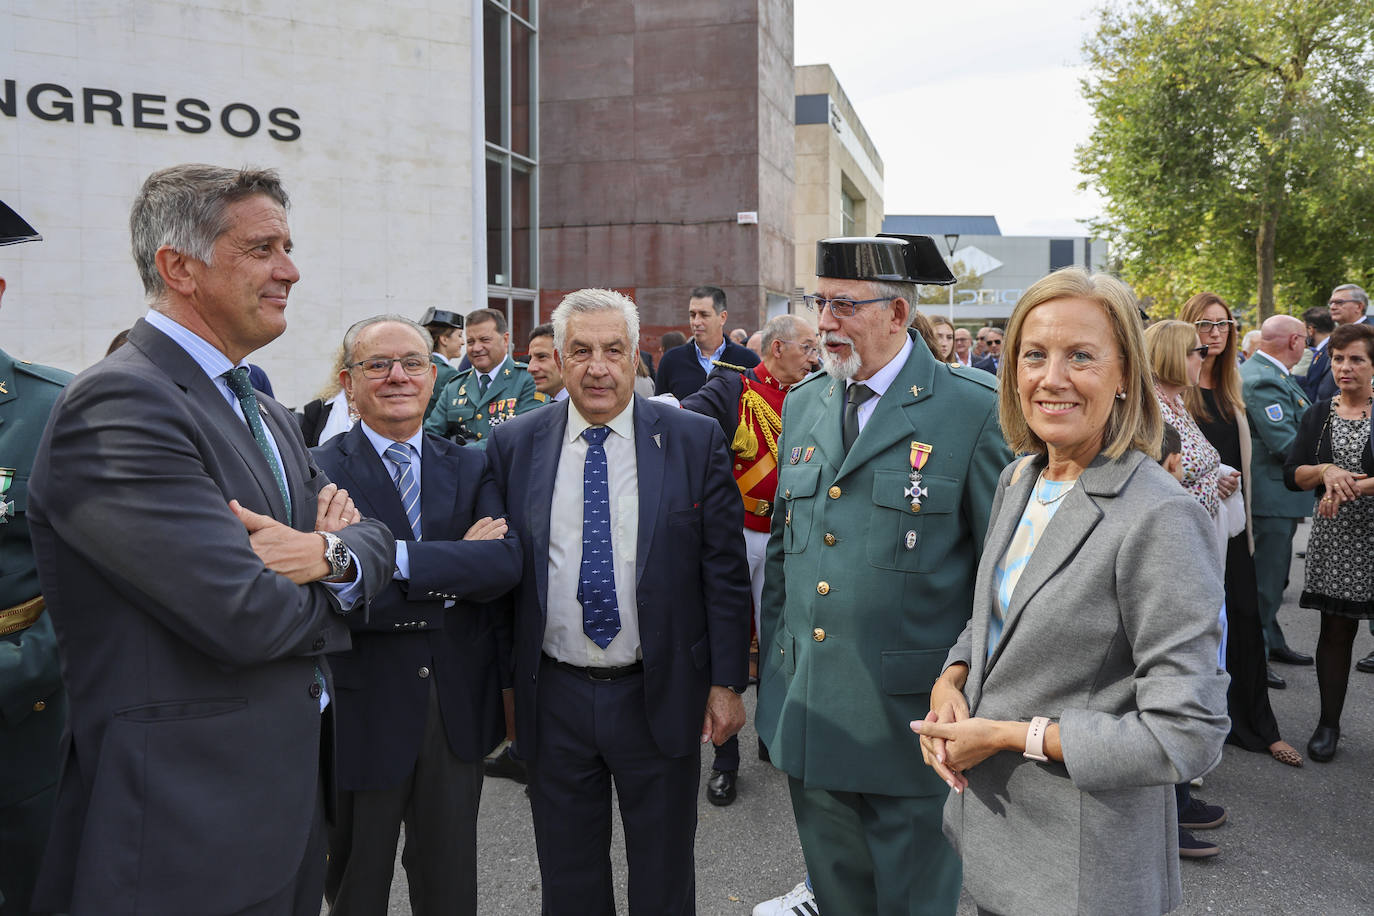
[1146,320,1224,519]
[1284,321,1374,763]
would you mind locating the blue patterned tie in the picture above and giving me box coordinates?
[223,367,291,517]
[384,442,422,539]
[578,426,620,649]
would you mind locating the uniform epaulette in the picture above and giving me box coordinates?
[947,364,999,391]
[511,360,528,370]
[709,358,749,373]
[791,368,828,389]
[533,391,548,402]
[14,359,75,386]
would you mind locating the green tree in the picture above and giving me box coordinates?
[917,259,984,306]
[1077,0,1374,320]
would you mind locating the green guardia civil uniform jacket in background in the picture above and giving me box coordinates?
[425,352,460,422]
[1240,354,1316,519]
[757,329,1011,797]
[0,348,73,915]
[423,354,539,449]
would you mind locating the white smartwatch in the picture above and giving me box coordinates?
[1023,716,1050,763]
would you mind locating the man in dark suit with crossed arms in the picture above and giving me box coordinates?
[28,164,393,916]
[312,315,521,915]
[486,287,752,915]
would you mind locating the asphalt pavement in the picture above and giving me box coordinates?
[364,519,1374,915]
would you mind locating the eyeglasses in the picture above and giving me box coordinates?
[1193,319,1236,333]
[801,295,894,317]
[348,356,431,379]
[780,340,820,356]
[1329,298,1363,307]
[1189,345,1209,358]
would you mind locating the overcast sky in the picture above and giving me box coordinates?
[794,0,1106,237]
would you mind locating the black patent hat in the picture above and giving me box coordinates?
[815,234,955,286]
[0,200,41,247]
[420,307,464,329]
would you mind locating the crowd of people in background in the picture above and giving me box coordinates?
[4,166,1374,916]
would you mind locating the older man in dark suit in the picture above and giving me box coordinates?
[486,288,752,916]
[28,165,393,916]
[312,315,521,915]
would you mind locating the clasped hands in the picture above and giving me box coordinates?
[910,666,1016,794]
[1318,467,1368,518]
[229,483,360,584]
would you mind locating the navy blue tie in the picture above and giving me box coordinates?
[578,426,620,649]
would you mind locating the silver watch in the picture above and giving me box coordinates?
[317,531,350,580]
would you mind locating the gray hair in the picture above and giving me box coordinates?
[551,288,640,354]
[760,313,811,352]
[870,280,918,324]
[130,164,290,299]
[341,314,432,363]
[1333,283,1369,311]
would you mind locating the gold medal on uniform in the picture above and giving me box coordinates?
[0,468,14,524]
[903,441,932,512]
[458,385,466,396]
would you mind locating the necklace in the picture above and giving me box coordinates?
[1034,470,1075,505]
[1334,393,1373,419]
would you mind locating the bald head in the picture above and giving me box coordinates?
[1257,314,1306,368]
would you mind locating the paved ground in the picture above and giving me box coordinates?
[364,520,1374,914]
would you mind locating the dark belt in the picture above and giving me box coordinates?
[544,652,644,681]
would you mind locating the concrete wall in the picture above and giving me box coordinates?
[793,64,884,295]
[0,0,475,407]
[539,0,795,353]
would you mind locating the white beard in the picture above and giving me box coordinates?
[821,332,862,380]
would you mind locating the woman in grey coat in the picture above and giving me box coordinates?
[913,268,1231,916]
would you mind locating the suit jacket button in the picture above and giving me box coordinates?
[813,628,826,642]
[816,581,830,595]
[418,666,431,678]
[312,637,326,651]
[32,700,46,712]
[418,621,428,628]
[309,682,323,699]
[828,486,841,499]
[823,533,836,546]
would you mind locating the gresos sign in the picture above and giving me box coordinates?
[1,80,300,141]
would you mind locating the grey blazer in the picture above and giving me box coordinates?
[942,450,1230,916]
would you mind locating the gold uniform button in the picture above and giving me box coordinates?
[813,628,826,642]
[817,581,830,595]
[735,463,743,471]
[33,700,46,712]
[912,504,921,513]
[828,486,842,499]
[784,488,791,498]
[823,533,836,546]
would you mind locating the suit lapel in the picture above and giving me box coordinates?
[633,398,665,589]
[800,376,845,479]
[420,436,458,540]
[332,425,414,539]
[528,401,567,614]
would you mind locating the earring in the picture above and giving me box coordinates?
[1115,390,1126,400]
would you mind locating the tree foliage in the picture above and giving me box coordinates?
[917,259,984,306]
[1078,0,1374,320]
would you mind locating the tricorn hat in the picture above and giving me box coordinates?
[420,307,464,329]
[815,234,955,286]
[0,200,41,247]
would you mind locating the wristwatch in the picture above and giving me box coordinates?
[1023,716,1050,763]
[317,531,351,580]
[724,685,747,695]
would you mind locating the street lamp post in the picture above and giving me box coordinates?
[944,233,960,323]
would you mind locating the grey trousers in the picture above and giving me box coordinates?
[324,682,484,916]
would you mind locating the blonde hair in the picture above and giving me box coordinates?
[1144,320,1198,389]
[999,267,1161,461]
[1178,292,1243,422]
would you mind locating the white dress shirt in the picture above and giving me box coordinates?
[544,399,641,666]
[847,333,914,434]
[1250,348,1290,376]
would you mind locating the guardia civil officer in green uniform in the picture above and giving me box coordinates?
[421,306,464,421]
[757,235,1011,915]
[424,307,539,448]
[1241,315,1317,662]
[0,200,73,916]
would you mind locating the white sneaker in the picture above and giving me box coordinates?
[752,880,819,916]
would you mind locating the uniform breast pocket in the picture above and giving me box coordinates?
[776,466,820,553]
[866,470,958,572]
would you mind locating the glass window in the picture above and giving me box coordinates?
[486,0,538,305]
[841,189,856,237]
[511,163,533,289]
[511,20,533,156]
[484,3,504,144]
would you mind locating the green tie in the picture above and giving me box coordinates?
[223,367,292,517]
[478,373,490,396]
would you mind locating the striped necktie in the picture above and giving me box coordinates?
[223,367,291,517]
[384,442,422,539]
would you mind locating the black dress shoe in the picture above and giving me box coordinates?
[1356,651,1374,674]
[1308,725,1340,762]
[484,746,529,784]
[706,769,737,806]
[1269,646,1314,666]
[1265,666,1287,690]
